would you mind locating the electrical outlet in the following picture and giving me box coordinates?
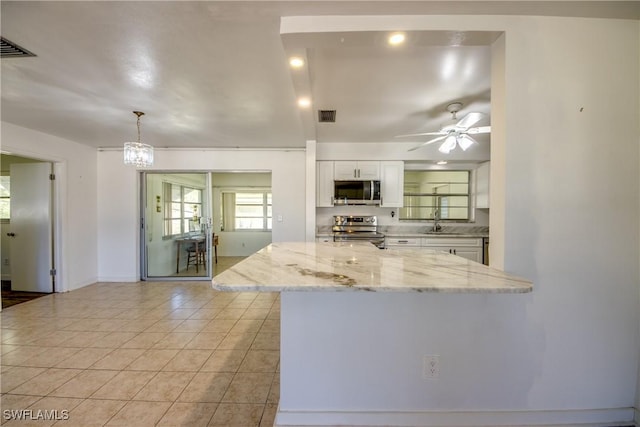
[423,354,440,379]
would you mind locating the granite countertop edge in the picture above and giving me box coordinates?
[212,283,530,293]
[212,242,531,294]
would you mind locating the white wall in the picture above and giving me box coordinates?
[282,14,640,424]
[1,122,98,292]
[97,149,306,281]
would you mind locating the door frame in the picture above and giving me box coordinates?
[0,151,64,297]
[140,171,213,281]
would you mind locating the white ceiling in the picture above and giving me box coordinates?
[2,1,638,152]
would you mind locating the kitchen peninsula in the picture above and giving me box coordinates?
[212,242,532,426]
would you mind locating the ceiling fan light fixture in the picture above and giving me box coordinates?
[123,111,154,168]
[458,135,474,151]
[439,135,457,153]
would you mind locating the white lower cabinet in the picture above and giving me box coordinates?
[422,237,483,263]
[385,236,483,263]
[384,237,420,247]
[427,246,483,263]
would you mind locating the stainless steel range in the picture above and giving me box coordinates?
[332,215,385,248]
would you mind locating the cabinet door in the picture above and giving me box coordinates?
[428,246,482,263]
[357,161,380,180]
[385,237,420,247]
[316,161,335,207]
[422,237,483,247]
[451,247,483,263]
[334,161,358,180]
[380,161,404,207]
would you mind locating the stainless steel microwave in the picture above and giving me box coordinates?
[334,180,381,205]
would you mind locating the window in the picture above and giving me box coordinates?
[163,182,203,237]
[221,190,272,231]
[0,176,9,220]
[400,170,470,221]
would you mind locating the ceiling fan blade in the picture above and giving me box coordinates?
[466,126,491,134]
[458,134,478,151]
[396,131,446,138]
[456,112,483,130]
[407,135,448,151]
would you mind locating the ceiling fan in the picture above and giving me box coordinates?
[397,102,491,153]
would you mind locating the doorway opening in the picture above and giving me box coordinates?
[1,154,55,309]
[141,171,272,281]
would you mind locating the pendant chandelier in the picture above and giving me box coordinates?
[123,111,154,167]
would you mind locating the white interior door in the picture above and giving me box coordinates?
[9,163,53,292]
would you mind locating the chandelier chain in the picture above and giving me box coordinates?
[133,111,145,143]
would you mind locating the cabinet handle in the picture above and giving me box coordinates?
[354,169,357,178]
[453,249,457,255]
[398,240,409,243]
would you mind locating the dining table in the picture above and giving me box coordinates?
[175,234,206,273]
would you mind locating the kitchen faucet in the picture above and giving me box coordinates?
[432,208,442,232]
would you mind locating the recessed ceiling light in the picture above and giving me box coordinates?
[436,160,448,165]
[297,97,311,108]
[388,32,406,46]
[289,57,305,68]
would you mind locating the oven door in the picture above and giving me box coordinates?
[333,232,385,248]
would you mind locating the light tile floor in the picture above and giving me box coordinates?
[0,278,280,426]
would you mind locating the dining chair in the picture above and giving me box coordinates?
[185,238,206,272]
[186,233,217,272]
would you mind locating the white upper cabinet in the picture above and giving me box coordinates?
[475,161,490,209]
[316,161,335,207]
[334,161,380,180]
[380,161,404,207]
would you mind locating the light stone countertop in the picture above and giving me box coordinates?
[212,242,531,293]
[316,225,489,239]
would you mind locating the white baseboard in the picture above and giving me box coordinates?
[95,276,139,283]
[275,407,635,427]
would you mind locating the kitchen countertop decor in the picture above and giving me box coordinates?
[212,241,531,293]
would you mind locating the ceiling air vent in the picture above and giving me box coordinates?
[1,37,36,58]
[318,110,336,123]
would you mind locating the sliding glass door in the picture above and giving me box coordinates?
[141,172,212,280]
